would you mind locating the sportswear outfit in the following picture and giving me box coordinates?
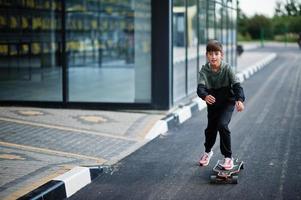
[197,61,245,159]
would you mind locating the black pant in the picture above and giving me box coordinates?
[204,102,235,158]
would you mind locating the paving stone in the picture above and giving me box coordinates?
[0,120,136,160]
[0,146,77,199]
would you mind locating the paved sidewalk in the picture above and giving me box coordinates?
[0,46,277,199]
[0,108,165,199]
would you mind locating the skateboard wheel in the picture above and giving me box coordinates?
[210,175,217,183]
[232,175,238,184]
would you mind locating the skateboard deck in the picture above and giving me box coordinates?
[210,159,244,184]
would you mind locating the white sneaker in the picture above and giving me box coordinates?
[199,151,213,166]
[221,157,234,170]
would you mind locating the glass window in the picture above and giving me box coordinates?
[198,0,207,70]
[207,1,215,40]
[187,0,198,94]
[0,0,63,101]
[173,0,186,102]
[223,4,230,63]
[198,0,206,45]
[67,0,151,103]
[232,7,237,67]
[215,3,222,42]
[229,7,234,66]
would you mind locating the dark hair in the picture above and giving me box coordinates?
[206,40,223,52]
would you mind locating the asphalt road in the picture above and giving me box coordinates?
[69,46,301,200]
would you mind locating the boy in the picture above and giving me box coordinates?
[197,40,245,170]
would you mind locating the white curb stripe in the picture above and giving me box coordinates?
[145,120,168,140]
[54,166,91,198]
[174,106,192,124]
[192,97,207,111]
[240,53,277,82]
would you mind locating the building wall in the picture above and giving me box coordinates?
[0,0,152,103]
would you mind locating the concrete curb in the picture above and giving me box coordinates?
[236,53,277,83]
[18,166,103,200]
[18,53,277,200]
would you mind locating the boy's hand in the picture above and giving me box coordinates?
[204,95,216,105]
[236,101,244,112]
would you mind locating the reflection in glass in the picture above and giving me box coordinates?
[67,0,151,103]
[207,1,215,40]
[187,0,198,94]
[223,3,230,63]
[0,1,62,101]
[173,0,186,102]
[215,2,222,43]
[232,8,237,67]
[198,0,207,71]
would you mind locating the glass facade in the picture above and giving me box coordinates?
[66,0,151,103]
[0,0,238,109]
[172,0,238,104]
[187,0,198,95]
[173,0,186,102]
[0,0,63,101]
[0,0,151,103]
[198,0,207,69]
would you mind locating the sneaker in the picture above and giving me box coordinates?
[199,151,213,166]
[220,157,234,170]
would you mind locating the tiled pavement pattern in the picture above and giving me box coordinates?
[0,107,164,138]
[0,146,77,200]
[0,120,136,161]
[0,108,162,199]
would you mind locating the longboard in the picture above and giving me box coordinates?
[210,159,244,184]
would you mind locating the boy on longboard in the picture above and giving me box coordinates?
[197,40,245,170]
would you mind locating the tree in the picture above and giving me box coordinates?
[237,10,249,35]
[246,15,273,40]
[274,0,301,35]
[275,0,301,16]
[237,0,301,41]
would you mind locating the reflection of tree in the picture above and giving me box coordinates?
[188,4,197,46]
[173,0,183,7]
[173,0,197,7]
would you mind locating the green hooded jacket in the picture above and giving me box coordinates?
[198,61,239,89]
[197,61,244,105]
